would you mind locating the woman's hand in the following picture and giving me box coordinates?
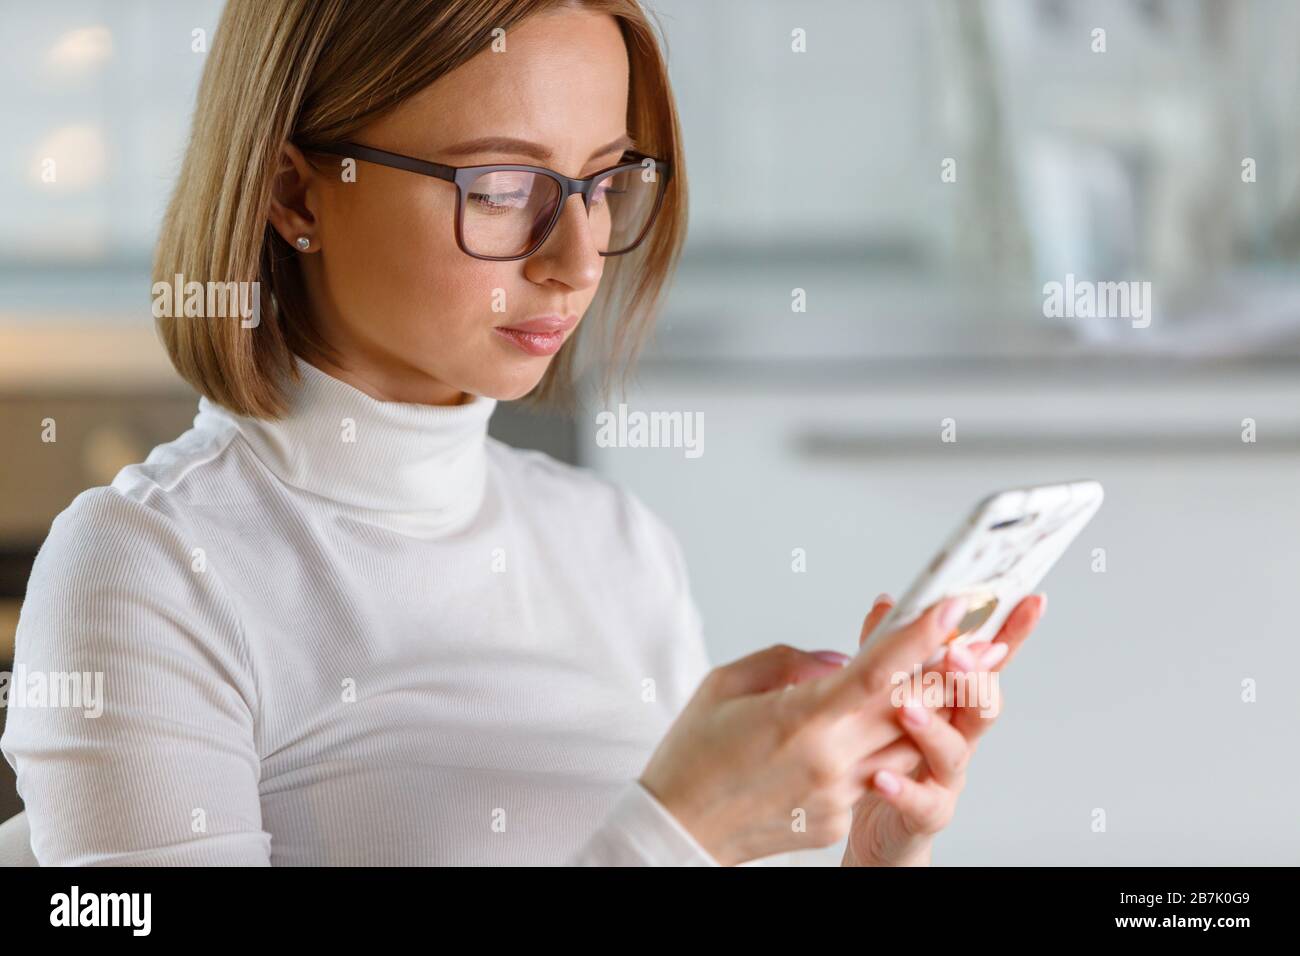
[842,592,1047,867]
[638,593,974,866]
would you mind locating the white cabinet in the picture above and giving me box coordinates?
[580,364,1300,865]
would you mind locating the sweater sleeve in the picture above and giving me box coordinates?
[556,490,725,865]
[564,779,721,866]
[620,487,714,700]
[593,491,811,867]
[0,488,270,866]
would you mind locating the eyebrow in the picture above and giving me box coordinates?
[437,133,638,164]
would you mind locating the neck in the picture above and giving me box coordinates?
[296,350,471,407]
[194,353,499,538]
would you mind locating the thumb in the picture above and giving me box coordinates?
[858,593,895,649]
[707,644,851,698]
[811,594,968,718]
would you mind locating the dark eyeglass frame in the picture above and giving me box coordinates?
[306,141,673,262]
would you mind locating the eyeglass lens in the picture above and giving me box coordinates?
[462,163,661,258]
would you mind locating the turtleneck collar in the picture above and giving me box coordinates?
[193,355,498,537]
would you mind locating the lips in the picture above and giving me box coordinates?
[497,315,578,334]
[493,314,578,357]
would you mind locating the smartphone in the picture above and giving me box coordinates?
[863,480,1104,663]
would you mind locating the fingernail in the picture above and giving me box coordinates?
[980,642,1010,669]
[1036,593,1048,617]
[873,592,892,607]
[937,595,967,632]
[873,770,901,795]
[812,650,851,666]
[949,644,976,673]
[901,700,930,727]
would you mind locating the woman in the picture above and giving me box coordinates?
[0,0,1044,866]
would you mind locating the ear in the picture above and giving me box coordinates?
[268,141,321,252]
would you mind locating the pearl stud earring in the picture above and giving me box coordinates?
[295,236,311,251]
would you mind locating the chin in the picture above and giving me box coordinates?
[478,366,550,402]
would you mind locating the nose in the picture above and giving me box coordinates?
[523,193,603,290]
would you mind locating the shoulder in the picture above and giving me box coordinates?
[24,483,242,636]
[12,484,255,742]
[34,411,240,572]
[35,484,189,574]
[105,409,244,517]
[18,422,249,665]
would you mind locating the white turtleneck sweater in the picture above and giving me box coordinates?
[0,356,730,866]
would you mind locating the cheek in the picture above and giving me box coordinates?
[323,179,500,340]
[335,178,457,294]
[410,257,513,343]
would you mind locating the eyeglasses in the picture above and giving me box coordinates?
[307,141,672,261]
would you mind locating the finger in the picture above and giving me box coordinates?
[858,594,894,649]
[896,696,971,788]
[867,770,952,836]
[984,593,1046,673]
[854,736,925,781]
[928,593,1040,712]
[949,670,1004,744]
[831,673,959,770]
[812,594,968,718]
[864,594,969,682]
[932,632,1006,725]
[706,644,852,698]
[958,640,1006,669]
[935,594,1039,679]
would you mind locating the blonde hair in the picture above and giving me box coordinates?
[154,0,688,418]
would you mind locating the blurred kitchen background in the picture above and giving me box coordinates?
[2,0,1299,864]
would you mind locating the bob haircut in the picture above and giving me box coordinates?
[154,0,688,419]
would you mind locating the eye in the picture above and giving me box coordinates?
[590,175,629,206]
[468,189,527,212]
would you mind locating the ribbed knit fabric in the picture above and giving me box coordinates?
[0,355,724,866]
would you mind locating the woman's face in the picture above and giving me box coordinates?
[270,8,631,405]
